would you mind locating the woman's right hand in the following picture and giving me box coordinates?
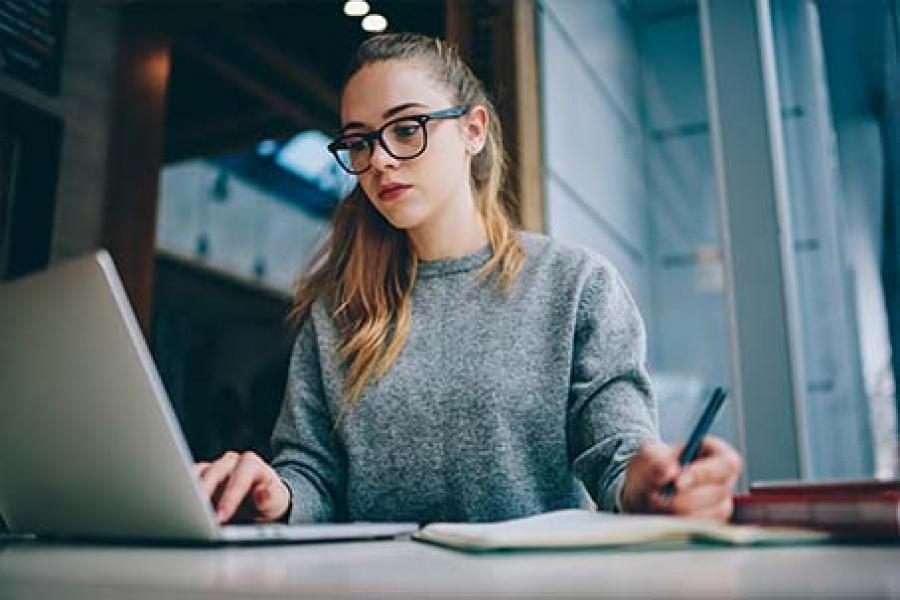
[195,451,291,524]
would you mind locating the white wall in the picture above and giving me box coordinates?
[538,0,651,309]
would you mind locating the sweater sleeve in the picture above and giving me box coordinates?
[270,314,346,523]
[567,259,660,512]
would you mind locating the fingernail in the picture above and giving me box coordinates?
[679,474,693,488]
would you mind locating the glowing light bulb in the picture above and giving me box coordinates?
[362,13,387,32]
[343,0,370,17]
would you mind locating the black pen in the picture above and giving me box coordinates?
[661,386,728,500]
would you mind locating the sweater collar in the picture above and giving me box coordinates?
[416,243,493,279]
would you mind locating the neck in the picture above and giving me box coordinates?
[407,189,488,261]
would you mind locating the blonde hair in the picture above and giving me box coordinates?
[288,32,524,409]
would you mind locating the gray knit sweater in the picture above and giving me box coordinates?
[271,231,659,524]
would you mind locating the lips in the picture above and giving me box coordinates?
[378,183,412,201]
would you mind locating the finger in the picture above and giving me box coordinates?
[669,482,732,515]
[215,453,271,523]
[199,452,240,499]
[199,453,240,499]
[696,437,743,474]
[621,444,683,513]
[250,480,280,519]
[194,462,211,477]
[643,488,677,514]
[677,457,732,489]
[252,478,293,523]
[251,480,271,506]
[679,445,741,489]
[695,436,733,458]
[679,496,734,522]
[634,444,682,489]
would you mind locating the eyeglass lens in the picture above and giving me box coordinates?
[336,118,426,174]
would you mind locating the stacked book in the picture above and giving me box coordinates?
[732,480,900,540]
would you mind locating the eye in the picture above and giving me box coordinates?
[340,137,369,154]
[390,122,421,140]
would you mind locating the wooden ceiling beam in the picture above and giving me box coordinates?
[223,22,341,117]
[174,36,334,136]
[168,108,279,145]
[165,108,284,161]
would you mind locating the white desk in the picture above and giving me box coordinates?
[1,538,898,599]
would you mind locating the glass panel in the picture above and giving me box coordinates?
[538,0,738,447]
[769,0,897,478]
[154,135,353,459]
[156,134,352,292]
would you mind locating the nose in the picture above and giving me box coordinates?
[369,139,399,172]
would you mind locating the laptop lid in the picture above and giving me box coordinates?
[0,250,220,542]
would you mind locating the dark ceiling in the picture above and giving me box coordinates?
[135,1,447,163]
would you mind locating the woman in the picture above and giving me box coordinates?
[197,32,741,525]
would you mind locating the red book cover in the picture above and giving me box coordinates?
[750,480,900,497]
[732,481,900,539]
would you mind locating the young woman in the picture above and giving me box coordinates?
[196,32,742,525]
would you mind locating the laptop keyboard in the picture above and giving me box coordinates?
[220,522,418,543]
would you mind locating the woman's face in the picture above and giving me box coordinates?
[339,59,479,231]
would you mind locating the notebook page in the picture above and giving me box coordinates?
[415,509,714,550]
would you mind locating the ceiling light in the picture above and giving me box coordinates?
[362,13,387,32]
[343,0,369,17]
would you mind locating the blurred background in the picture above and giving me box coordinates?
[0,0,896,498]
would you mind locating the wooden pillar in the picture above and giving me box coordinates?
[101,10,171,335]
[446,0,545,233]
[509,0,544,233]
[445,0,473,59]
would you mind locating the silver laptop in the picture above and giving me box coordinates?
[0,250,417,544]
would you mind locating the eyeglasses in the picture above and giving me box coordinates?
[327,105,470,175]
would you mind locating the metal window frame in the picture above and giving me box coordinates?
[699,0,811,484]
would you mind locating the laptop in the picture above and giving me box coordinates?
[0,250,418,544]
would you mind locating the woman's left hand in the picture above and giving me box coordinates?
[619,436,742,522]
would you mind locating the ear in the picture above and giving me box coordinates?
[462,105,489,155]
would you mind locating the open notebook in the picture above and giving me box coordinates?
[414,509,830,552]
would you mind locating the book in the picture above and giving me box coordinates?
[750,479,900,496]
[732,480,900,539]
[413,509,830,552]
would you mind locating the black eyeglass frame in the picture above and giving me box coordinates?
[327,105,471,175]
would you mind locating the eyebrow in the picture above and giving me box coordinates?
[340,102,429,134]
